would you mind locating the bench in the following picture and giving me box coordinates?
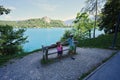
[42,41,77,61]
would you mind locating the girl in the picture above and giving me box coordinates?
[56,42,63,59]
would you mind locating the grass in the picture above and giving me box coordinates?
[41,58,53,65]
[79,52,117,80]
[0,48,41,66]
[78,33,120,49]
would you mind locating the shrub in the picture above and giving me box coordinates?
[0,25,27,55]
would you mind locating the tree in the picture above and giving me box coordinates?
[73,12,94,39]
[61,30,72,41]
[0,5,10,15]
[99,0,120,34]
[0,6,27,55]
[0,25,27,55]
[82,0,106,38]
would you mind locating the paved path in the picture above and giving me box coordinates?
[84,51,120,80]
[0,48,116,80]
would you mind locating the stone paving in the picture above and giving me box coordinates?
[0,47,116,80]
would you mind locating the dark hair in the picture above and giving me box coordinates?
[70,34,73,37]
[56,41,60,45]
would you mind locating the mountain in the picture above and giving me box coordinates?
[0,17,68,28]
[64,19,75,26]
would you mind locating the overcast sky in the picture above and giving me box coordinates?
[0,0,86,21]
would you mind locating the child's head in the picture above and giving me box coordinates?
[56,41,60,45]
[69,34,73,37]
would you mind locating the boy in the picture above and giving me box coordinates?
[67,34,75,60]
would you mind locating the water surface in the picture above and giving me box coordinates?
[23,28,70,52]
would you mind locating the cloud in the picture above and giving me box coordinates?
[40,4,57,11]
[32,1,58,12]
[63,15,76,21]
[4,15,12,20]
[28,0,58,11]
[4,6,16,10]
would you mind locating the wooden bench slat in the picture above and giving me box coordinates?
[48,48,69,55]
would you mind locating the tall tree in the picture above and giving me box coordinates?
[99,0,120,34]
[73,12,94,39]
[0,6,27,55]
[82,0,105,38]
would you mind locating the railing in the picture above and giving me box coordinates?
[42,41,78,61]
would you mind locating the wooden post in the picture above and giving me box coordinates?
[74,41,77,54]
[45,48,48,61]
[74,45,76,54]
[42,45,45,61]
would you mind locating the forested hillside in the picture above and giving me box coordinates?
[0,17,68,28]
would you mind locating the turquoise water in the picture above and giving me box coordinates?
[23,28,104,52]
[23,28,70,52]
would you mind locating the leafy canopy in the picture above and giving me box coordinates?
[0,5,10,15]
[99,0,120,33]
[0,6,27,55]
[0,25,27,55]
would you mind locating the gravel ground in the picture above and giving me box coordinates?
[0,47,116,80]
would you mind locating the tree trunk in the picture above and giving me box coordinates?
[93,0,98,38]
[89,30,91,38]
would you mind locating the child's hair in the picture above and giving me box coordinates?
[56,41,60,45]
[70,34,73,37]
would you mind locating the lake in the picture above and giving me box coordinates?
[23,28,104,52]
[23,28,70,52]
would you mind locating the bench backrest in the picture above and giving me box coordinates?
[42,41,78,60]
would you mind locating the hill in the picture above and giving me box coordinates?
[0,16,68,28]
[64,19,74,26]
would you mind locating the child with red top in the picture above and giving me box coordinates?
[56,42,63,59]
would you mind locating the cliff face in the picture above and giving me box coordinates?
[42,16,51,23]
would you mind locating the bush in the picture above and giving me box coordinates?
[78,33,120,49]
[0,25,27,55]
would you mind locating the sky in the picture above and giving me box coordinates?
[0,0,86,21]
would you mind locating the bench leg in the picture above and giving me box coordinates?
[45,49,48,61]
[74,46,76,54]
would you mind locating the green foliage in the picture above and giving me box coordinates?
[61,30,72,41]
[0,25,27,55]
[0,52,27,66]
[83,0,105,13]
[50,20,65,27]
[0,18,67,28]
[64,12,94,40]
[61,15,95,41]
[99,0,120,33]
[0,49,41,66]
[78,32,120,49]
[0,5,10,15]
[83,0,106,38]
[41,58,53,65]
